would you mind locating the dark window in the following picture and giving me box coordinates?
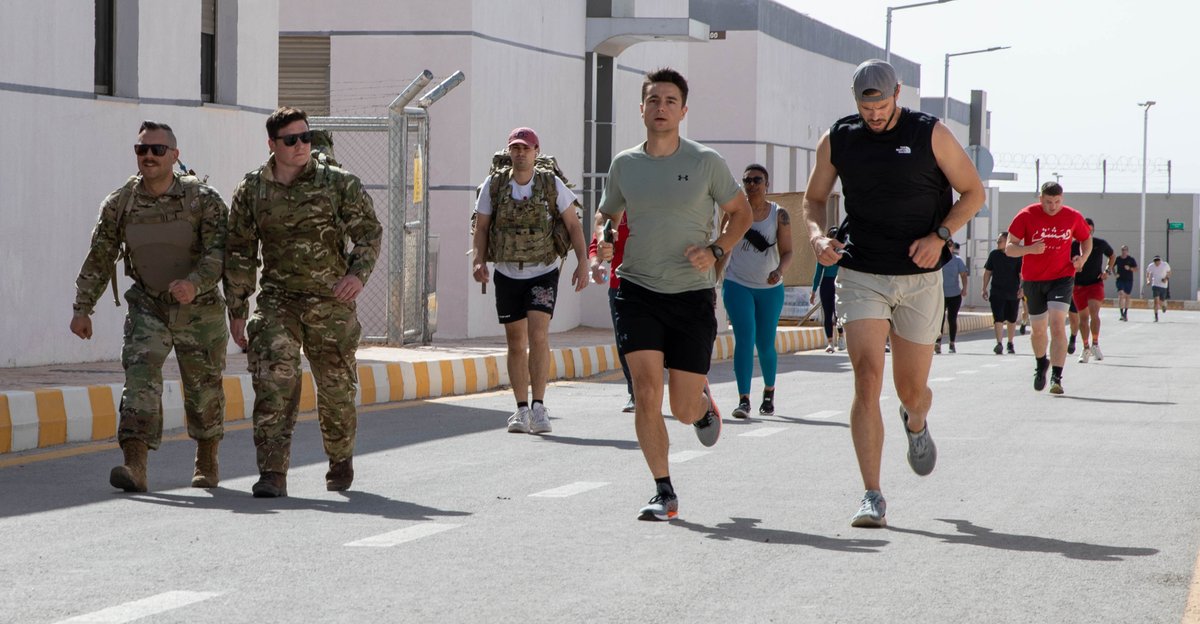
[94,0,114,95]
[201,0,216,102]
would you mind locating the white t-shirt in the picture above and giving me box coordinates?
[475,174,577,279]
[1146,260,1171,288]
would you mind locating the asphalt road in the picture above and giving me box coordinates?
[3,308,1198,624]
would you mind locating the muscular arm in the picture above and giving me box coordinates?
[908,122,986,268]
[773,209,794,282]
[802,133,844,267]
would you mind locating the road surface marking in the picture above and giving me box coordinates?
[804,410,840,420]
[669,450,710,463]
[56,591,221,623]
[344,523,462,548]
[980,364,999,368]
[739,427,786,438]
[956,370,978,375]
[929,377,956,382]
[529,481,609,498]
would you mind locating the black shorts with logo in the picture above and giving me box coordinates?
[1022,276,1074,316]
[614,280,717,375]
[494,269,559,323]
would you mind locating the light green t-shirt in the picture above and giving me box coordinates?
[599,138,740,294]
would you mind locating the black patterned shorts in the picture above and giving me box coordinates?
[494,268,560,323]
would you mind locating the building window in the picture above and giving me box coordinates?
[201,0,217,102]
[94,0,114,95]
[278,35,331,115]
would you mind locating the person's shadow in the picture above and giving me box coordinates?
[672,516,888,553]
[888,518,1158,561]
[131,487,471,521]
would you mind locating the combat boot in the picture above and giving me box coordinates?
[191,438,220,488]
[109,439,149,492]
[326,458,354,491]
[252,472,288,498]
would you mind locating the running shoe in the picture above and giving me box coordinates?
[934,341,942,354]
[948,343,957,354]
[693,381,722,447]
[1091,344,1104,361]
[837,335,846,351]
[1049,375,1064,395]
[1019,324,1027,335]
[994,343,1003,355]
[1033,360,1049,392]
[1078,347,1091,364]
[900,405,937,476]
[1007,342,1016,354]
[825,344,836,354]
[884,343,891,354]
[506,406,531,433]
[623,395,636,413]
[638,492,679,521]
[1067,334,1077,355]
[850,490,887,528]
[732,398,751,419]
[1155,312,1159,322]
[529,403,552,434]
[759,396,774,416]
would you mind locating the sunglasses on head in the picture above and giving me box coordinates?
[134,144,171,156]
[275,131,313,147]
[742,176,765,185]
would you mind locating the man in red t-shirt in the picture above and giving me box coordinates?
[1003,182,1091,395]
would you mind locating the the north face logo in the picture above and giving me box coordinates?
[896,146,912,154]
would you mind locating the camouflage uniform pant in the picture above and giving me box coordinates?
[119,287,228,449]
[247,292,361,474]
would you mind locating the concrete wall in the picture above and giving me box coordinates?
[0,0,278,367]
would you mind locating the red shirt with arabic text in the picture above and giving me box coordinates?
[1007,203,1090,282]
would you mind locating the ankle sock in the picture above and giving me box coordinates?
[654,476,675,497]
[1052,365,1063,379]
[517,401,529,409]
[531,399,543,407]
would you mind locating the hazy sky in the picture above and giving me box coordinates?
[779,0,1193,195]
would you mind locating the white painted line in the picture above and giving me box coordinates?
[956,370,979,375]
[980,364,999,368]
[529,481,609,498]
[55,590,221,623]
[804,410,841,420]
[669,450,710,463]
[929,377,955,382]
[739,427,786,438]
[344,523,463,548]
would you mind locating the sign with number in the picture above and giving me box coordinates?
[1168,221,1184,231]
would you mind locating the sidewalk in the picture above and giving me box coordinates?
[0,315,995,455]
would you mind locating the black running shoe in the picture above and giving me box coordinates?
[1033,360,1049,392]
[1067,335,1077,355]
[1007,342,1015,354]
[732,398,751,419]
[994,343,1003,355]
[759,397,774,416]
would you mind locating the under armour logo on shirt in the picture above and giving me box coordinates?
[678,175,689,181]
[896,146,912,154]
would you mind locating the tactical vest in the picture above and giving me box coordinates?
[486,169,561,267]
[111,174,203,302]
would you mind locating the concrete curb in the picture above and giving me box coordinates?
[0,315,994,455]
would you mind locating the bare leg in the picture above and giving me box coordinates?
[525,311,552,402]
[844,318,890,492]
[890,332,934,433]
[1048,308,1069,366]
[627,350,668,478]
[503,320,529,404]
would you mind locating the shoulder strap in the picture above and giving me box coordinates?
[108,175,140,306]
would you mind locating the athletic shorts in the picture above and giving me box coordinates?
[494,268,559,323]
[835,267,942,344]
[1023,276,1074,316]
[1072,281,1105,311]
[989,297,1019,324]
[1115,277,1133,294]
[614,280,716,375]
[1152,286,1169,300]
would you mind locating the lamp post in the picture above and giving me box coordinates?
[1138,100,1156,298]
[943,46,1010,121]
[885,0,954,63]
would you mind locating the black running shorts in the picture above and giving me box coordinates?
[614,280,716,375]
[989,297,1019,324]
[1022,276,1074,316]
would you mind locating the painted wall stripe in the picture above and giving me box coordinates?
[357,365,376,405]
[54,590,222,624]
[463,357,480,392]
[596,345,609,372]
[385,363,405,401]
[34,389,67,447]
[344,522,462,548]
[438,360,455,396]
[87,385,117,440]
[485,355,500,388]
[529,481,609,498]
[412,362,431,398]
[62,387,93,443]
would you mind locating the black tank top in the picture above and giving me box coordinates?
[829,108,952,275]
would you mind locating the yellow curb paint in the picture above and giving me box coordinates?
[0,395,10,453]
[580,349,592,377]
[548,354,558,379]
[485,356,499,389]
[386,363,405,401]
[464,358,479,393]
[439,360,455,396]
[220,377,244,422]
[34,389,67,448]
[358,365,377,405]
[597,346,609,372]
[562,349,576,378]
[88,386,118,438]
[413,362,431,399]
[299,371,316,412]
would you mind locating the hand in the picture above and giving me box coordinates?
[767,269,782,285]
[981,290,990,301]
[229,318,247,350]
[1026,240,1047,255]
[572,263,590,293]
[810,236,845,267]
[333,275,365,302]
[472,262,490,286]
[685,245,719,272]
[1071,255,1085,272]
[70,314,93,340]
[907,233,944,269]
[809,291,817,304]
[1099,271,1109,281]
[597,240,614,262]
[168,279,197,304]
[589,259,608,284]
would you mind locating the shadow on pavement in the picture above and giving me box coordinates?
[128,488,471,520]
[1054,396,1175,406]
[672,517,888,553]
[533,435,640,451]
[887,518,1159,561]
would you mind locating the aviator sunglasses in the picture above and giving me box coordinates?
[133,144,172,156]
[275,131,313,147]
[742,175,765,185]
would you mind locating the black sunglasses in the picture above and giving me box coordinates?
[275,131,313,147]
[134,144,171,156]
[742,176,765,185]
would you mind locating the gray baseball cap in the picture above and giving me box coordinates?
[852,59,898,103]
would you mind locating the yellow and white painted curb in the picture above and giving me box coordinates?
[0,316,993,455]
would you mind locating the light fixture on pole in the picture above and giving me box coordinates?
[943,46,1010,122]
[1138,100,1156,299]
[885,0,954,63]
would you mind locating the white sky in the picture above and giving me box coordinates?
[778,0,1195,194]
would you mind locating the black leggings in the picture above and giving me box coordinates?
[942,295,962,342]
[820,276,840,339]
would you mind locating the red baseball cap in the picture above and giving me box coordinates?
[507,127,539,148]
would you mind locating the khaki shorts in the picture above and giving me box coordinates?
[835,267,943,345]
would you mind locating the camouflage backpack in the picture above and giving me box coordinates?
[309,129,341,167]
[471,150,578,267]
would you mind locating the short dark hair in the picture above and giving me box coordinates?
[1040,181,1063,196]
[138,120,176,147]
[641,68,689,105]
[744,163,769,183]
[999,231,1008,237]
[266,106,308,139]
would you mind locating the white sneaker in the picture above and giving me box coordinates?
[837,335,846,351]
[529,403,552,434]
[1091,344,1104,361]
[507,406,531,433]
[1078,347,1091,364]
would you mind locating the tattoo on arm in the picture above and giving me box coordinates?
[778,211,790,225]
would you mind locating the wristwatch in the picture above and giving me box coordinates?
[708,243,725,260]
[935,225,952,242]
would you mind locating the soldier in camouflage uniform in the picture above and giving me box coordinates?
[70,120,229,493]
[225,107,382,498]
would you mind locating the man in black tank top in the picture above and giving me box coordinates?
[801,59,985,528]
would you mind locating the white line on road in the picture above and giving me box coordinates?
[980,364,999,368]
[956,370,979,375]
[56,591,221,623]
[529,481,609,498]
[738,427,786,438]
[344,523,462,548]
[669,450,710,463]
[929,377,956,382]
[804,410,841,420]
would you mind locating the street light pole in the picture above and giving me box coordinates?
[1138,100,1156,299]
[943,46,1010,121]
[885,0,954,63]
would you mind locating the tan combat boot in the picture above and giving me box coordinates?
[191,438,220,488]
[109,439,149,492]
[325,457,354,492]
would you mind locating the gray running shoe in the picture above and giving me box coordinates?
[900,406,937,476]
[638,492,679,521]
[622,395,636,413]
[948,343,956,354]
[529,403,552,434]
[850,490,887,528]
[692,381,722,447]
[1049,376,1064,395]
[1091,344,1104,361]
[506,406,531,433]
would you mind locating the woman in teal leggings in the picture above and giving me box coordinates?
[719,164,793,418]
